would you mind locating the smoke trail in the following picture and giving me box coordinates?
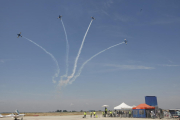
[70,42,125,84]
[60,19,69,79]
[23,36,60,83]
[59,20,93,86]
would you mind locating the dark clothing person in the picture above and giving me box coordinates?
[90,112,92,118]
[105,107,107,117]
[129,111,131,118]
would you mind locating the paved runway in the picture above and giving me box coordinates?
[0,115,163,120]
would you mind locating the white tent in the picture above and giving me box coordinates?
[114,102,133,110]
[131,105,136,108]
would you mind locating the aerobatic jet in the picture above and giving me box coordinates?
[0,109,25,120]
[58,15,62,19]
[17,32,22,38]
[124,39,127,45]
[91,17,95,20]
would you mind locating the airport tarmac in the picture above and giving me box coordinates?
[0,116,166,120]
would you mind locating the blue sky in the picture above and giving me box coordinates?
[0,0,180,112]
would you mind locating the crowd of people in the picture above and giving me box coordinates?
[83,108,179,119]
[83,111,97,118]
[83,107,133,118]
[101,108,132,118]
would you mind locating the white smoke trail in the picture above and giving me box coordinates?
[23,36,60,83]
[60,19,69,79]
[69,42,125,84]
[59,20,93,86]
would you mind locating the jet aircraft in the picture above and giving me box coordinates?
[17,32,22,38]
[58,15,62,19]
[0,109,25,120]
[91,17,95,20]
[124,39,128,45]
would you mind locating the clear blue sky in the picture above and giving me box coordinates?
[0,0,180,112]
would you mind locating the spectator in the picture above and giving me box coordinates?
[83,111,86,118]
[151,111,155,119]
[93,111,96,118]
[129,111,131,118]
[90,112,92,118]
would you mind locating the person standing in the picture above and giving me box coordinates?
[151,111,155,119]
[93,111,96,118]
[129,111,131,118]
[105,107,107,117]
[113,111,116,117]
[102,111,104,117]
[83,111,86,118]
[90,112,92,118]
[110,111,112,117]
[122,111,124,117]
[131,111,133,117]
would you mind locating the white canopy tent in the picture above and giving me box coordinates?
[131,105,136,108]
[114,102,133,110]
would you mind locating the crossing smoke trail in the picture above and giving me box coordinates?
[60,19,69,79]
[23,36,60,83]
[59,20,93,86]
[69,42,125,84]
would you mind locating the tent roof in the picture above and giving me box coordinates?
[114,102,133,110]
[132,103,155,109]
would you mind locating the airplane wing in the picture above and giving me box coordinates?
[0,114,3,118]
[2,114,15,118]
[19,114,25,117]
[1,114,24,118]
[13,114,25,119]
[0,110,24,118]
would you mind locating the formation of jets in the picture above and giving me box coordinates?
[17,32,22,38]
[17,16,96,38]
[0,110,25,120]
[16,16,128,47]
[124,39,128,45]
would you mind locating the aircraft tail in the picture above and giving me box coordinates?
[15,109,20,115]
